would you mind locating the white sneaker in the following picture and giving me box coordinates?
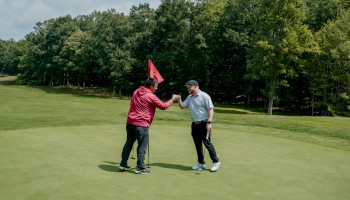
[210,161,221,172]
[134,168,151,174]
[119,165,131,171]
[192,163,206,170]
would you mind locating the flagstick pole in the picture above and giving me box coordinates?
[147,136,150,168]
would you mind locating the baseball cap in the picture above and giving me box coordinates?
[185,80,198,87]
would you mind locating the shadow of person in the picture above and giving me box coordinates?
[98,164,120,172]
[150,163,190,171]
[98,161,191,172]
[98,161,134,173]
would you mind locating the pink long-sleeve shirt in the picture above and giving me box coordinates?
[126,86,173,127]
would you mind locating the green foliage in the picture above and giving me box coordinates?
[312,11,350,116]
[1,0,350,116]
[247,0,311,115]
[129,3,157,87]
[0,39,21,75]
[305,0,346,31]
[90,10,134,93]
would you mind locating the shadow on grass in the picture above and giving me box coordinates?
[98,161,190,172]
[215,108,250,114]
[0,79,17,85]
[99,164,120,172]
[98,161,133,173]
[149,162,190,171]
[29,85,132,99]
[213,104,265,115]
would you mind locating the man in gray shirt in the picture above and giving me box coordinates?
[177,80,221,172]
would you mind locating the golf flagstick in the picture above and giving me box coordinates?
[147,137,150,168]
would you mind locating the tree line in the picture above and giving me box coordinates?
[1,0,349,116]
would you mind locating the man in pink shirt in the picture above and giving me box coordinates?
[119,78,178,174]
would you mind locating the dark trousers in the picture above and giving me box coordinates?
[120,123,149,169]
[191,122,219,164]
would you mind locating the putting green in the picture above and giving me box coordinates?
[0,124,349,200]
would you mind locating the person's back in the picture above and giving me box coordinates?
[119,78,178,174]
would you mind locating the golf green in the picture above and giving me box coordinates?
[1,78,349,199]
[1,123,349,200]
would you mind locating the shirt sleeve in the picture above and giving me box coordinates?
[182,95,190,108]
[149,93,172,110]
[205,93,214,110]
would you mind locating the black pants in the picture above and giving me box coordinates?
[191,122,219,164]
[120,123,149,169]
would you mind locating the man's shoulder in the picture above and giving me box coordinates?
[198,90,211,98]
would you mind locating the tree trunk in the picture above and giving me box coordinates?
[50,75,53,87]
[267,79,275,115]
[119,87,122,96]
[268,95,274,115]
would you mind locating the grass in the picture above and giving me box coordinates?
[1,76,350,200]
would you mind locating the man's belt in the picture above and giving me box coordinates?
[193,120,207,124]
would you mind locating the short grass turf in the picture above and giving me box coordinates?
[1,124,350,200]
[1,76,350,200]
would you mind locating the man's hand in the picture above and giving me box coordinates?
[206,123,212,130]
[172,94,181,102]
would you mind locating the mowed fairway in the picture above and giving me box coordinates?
[1,77,350,200]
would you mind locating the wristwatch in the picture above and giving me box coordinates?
[207,121,212,124]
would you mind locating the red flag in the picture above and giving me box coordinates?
[148,60,164,84]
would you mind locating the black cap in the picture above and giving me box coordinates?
[185,80,198,87]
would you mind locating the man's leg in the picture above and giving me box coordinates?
[203,129,221,172]
[191,123,205,164]
[203,135,219,163]
[120,124,136,167]
[135,126,149,170]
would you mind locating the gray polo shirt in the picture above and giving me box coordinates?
[182,90,214,122]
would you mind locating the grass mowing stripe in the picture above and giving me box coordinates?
[1,77,350,199]
[2,78,349,151]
